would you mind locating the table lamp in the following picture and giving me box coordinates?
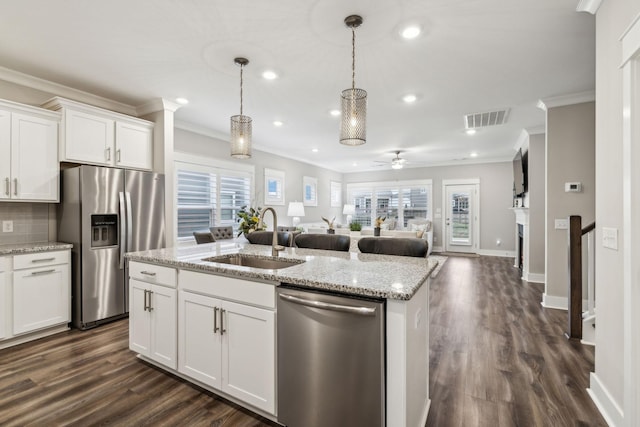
[343,204,356,225]
[287,201,305,227]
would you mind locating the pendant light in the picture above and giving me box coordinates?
[230,57,252,159]
[340,15,367,146]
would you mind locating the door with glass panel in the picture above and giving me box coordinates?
[445,184,476,253]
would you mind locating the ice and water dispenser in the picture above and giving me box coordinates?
[90,214,118,247]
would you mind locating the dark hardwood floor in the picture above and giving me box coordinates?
[0,256,606,426]
[426,255,606,427]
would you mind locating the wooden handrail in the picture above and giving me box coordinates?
[582,222,595,235]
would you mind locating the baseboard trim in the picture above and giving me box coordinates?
[477,249,515,257]
[541,293,588,311]
[524,272,545,283]
[587,372,624,427]
[433,245,443,253]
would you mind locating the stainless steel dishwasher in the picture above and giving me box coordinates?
[277,285,385,427]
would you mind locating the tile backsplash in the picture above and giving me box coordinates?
[0,203,56,245]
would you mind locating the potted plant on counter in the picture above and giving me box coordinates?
[237,205,267,237]
[322,216,336,234]
[374,216,386,236]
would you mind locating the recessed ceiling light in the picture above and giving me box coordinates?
[273,120,283,127]
[176,97,189,105]
[470,152,478,158]
[402,94,417,104]
[465,129,477,135]
[262,70,278,80]
[312,148,319,153]
[401,26,421,40]
[352,162,358,167]
[330,109,341,117]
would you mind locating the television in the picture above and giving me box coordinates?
[513,148,528,196]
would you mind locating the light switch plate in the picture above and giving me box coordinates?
[2,220,13,233]
[555,219,569,230]
[602,227,618,250]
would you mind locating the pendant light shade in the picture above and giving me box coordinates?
[340,15,367,146]
[230,57,252,159]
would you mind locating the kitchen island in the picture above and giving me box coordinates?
[126,241,437,427]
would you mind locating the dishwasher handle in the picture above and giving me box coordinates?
[279,293,376,316]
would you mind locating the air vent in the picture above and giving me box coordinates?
[464,109,509,129]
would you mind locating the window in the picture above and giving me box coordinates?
[264,168,285,205]
[347,180,431,228]
[175,157,254,241]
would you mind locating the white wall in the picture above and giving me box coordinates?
[592,0,639,416]
[544,101,595,306]
[343,161,515,254]
[174,127,344,227]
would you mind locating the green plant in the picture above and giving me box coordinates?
[349,221,362,231]
[321,216,336,230]
[236,205,267,236]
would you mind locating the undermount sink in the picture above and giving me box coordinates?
[203,254,304,270]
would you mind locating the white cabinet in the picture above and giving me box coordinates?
[128,262,177,369]
[178,270,276,414]
[42,97,153,170]
[0,257,8,340]
[0,100,60,202]
[11,251,70,335]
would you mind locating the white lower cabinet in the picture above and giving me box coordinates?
[178,271,276,415]
[129,278,177,369]
[12,251,70,336]
[0,257,8,340]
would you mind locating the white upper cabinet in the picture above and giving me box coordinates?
[42,97,154,171]
[0,100,60,202]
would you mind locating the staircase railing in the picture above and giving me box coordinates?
[566,216,596,341]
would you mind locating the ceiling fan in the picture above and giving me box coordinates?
[373,151,407,169]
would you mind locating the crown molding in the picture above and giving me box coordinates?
[525,125,546,135]
[514,129,529,152]
[174,120,230,141]
[0,66,139,116]
[537,90,595,111]
[576,0,602,15]
[137,98,182,116]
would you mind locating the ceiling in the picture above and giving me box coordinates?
[0,0,595,173]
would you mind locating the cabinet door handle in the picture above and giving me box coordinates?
[147,290,154,311]
[140,271,156,276]
[213,307,219,333]
[4,178,9,196]
[31,269,56,276]
[116,149,121,162]
[106,147,111,161]
[31,257,55,263]
[13,178,17,196]
[143,289,149,311]
[220,308,226,335]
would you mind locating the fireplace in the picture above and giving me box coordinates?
[511,207,529,280]
[517,224,523,272]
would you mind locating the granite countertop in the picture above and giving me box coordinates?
[125,241,438,301]
[0,241,73,255]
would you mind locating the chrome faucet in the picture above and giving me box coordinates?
[257,207,285,257]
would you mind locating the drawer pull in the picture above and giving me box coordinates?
[4,177,9,196]
[220,309,226,335]
[31,269,55,276]
[140,271,157,276]
[13,178,18,196]
[31,257,56,263]
[213,307,219,333]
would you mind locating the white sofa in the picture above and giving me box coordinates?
[359,219,433,256]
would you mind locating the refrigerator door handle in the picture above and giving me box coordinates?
[125,192,133,255]
[119,192,126,269]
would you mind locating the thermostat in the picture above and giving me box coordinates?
[565,182,582,192]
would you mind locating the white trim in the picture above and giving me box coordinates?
[477,249,515,258]
[524,272,546,283]
[576,0,602,15]
[137,98,182,116]
[347,179,433,189]
[432,245,444,253]
[441,178,479,186]
[588,373,624,427]
[525,125,546,136]
[264,168,285,206]
[442,179,480,254]
[537,91,596,111]
[541,293,569,310]
[174,151,255,174]
[0,65,139,116]
[514,129,529,152]
[175,120,230,141]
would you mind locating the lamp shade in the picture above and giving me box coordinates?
[287,202,305,217]
[230,114,252,158]
[342,204,356,215]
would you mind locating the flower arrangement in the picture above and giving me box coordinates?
[236,205,266,236]
[321,216,336,230]
[374,216,386,228]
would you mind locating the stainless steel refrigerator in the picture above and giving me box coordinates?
[58,165,165,329]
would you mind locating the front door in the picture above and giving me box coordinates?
[445,184,477,253]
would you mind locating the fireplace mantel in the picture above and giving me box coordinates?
[511,207,530,280]
[511,207,529,225]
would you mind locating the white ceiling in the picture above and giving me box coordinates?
[0,0,594,172]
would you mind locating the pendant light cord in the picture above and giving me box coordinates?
[351,27,356,91]
[239,64,244,116]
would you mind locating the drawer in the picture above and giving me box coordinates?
[129,261,176,288]
[13,250,70,270]
[179,270,275,309]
